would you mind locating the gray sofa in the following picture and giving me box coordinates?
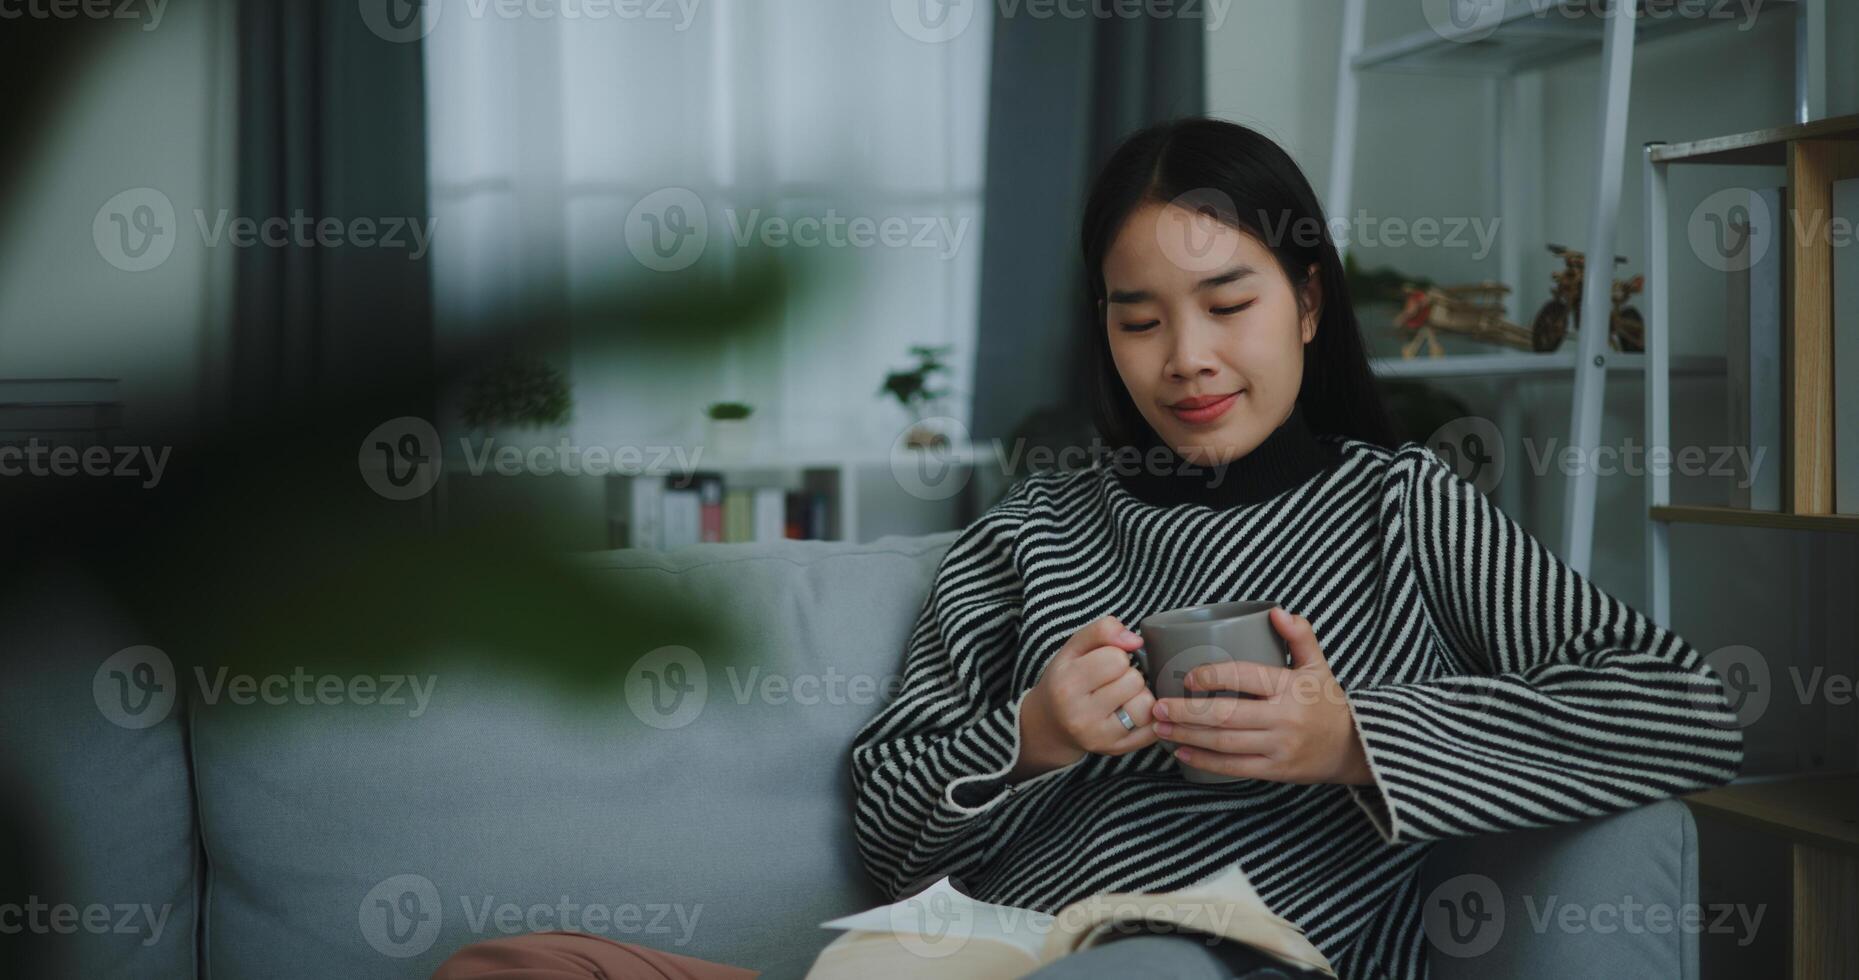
[4,532,1701,979]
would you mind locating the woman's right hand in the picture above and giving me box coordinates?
[1010,615,1158,781]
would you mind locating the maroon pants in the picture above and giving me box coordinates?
[431,931,760,980]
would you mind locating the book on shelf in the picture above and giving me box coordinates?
[805,863,1335,979]
[724,487,750,542]
[783,489,832,540]
[752,486,786,542]
[698,472,724,542]
[786,493,805,540]
[661,471,717,549]
[1835,177,1859,515]
[608,475,665,549]
[809,489,829,540]
[1724,185,1784,511]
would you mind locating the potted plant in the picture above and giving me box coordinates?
[879,344,954,449]
[461,355,573,453]
[703,401,755,459]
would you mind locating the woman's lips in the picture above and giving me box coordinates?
[1168,390,1241,425]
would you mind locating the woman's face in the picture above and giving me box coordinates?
[1101,199,1320,467]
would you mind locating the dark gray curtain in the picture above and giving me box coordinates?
[232,0,435,424]
[968,12,1204,448]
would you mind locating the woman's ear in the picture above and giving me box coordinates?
[1300,263,1322,343]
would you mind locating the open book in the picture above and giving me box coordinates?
[805,862,1336,979]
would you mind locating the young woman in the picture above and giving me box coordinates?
[847,116,1744,979]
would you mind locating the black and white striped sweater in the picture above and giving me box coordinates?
[847,423,1744,980]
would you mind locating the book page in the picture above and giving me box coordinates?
[818,875,1054,961]
[813,865,1336,978]
[1036,863,1337,976]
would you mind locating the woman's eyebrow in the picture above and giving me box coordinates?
[1106,265,1259,304]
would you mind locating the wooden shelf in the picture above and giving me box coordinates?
[1649,112,1859,166]
[1353,0,1796,78]
[1651,505,1859,534]
[1685,772,1859,980]
[1683,770,1859,856]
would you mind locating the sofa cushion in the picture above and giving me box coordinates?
[189,532,957,980]
[0,559,199,980]
[1418,798,1699,979]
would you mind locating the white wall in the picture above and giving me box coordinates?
[0,0,234,439]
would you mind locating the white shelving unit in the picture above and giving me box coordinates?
[1330,0,1820,575]
[462,439,1003,546]
[627,439,1001,543]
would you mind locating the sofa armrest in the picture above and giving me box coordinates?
[1418,799,1699,980]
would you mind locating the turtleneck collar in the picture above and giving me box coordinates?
[1105,400,1343,510]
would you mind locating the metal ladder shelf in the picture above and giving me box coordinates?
[1329,0,1823,576]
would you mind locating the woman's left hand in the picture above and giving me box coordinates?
[1151,606,1375,786]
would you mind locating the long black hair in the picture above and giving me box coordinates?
[1079,116,1402,454]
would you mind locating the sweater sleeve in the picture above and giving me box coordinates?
[1341,445,1744,846]
[848,479,1084,898]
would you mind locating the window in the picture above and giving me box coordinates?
[424,1,992,453]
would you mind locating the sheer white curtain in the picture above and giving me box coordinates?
[423,1,992,453]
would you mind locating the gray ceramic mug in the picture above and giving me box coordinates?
[1132,599,1289,784]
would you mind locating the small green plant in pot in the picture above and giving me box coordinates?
[704,401,756,459]
[879,344,953,449]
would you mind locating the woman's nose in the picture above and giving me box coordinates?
[1166,325,1221,378]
